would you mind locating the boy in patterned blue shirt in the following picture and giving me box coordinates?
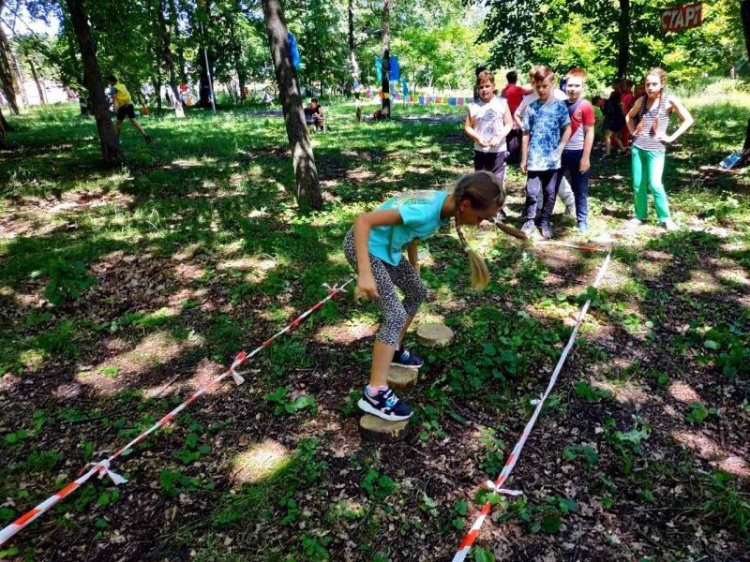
[520,66,571,239]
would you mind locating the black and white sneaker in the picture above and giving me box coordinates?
[358,387,413,421]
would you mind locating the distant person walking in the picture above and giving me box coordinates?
[106,75,151,144]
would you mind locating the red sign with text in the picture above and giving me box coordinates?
[662,2,702,32]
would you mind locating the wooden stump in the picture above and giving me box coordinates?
[387,365,418,390]
[416,323,454,347]
[359,414,409,442]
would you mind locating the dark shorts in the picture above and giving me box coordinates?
[116,104,136,121]
[473,150,507,186]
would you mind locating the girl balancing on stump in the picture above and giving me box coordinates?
[345,171,527,422]
[625,67,694,231]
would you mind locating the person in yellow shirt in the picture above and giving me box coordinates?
[106,75,151,143]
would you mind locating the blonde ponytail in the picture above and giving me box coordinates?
[452,171,504,290]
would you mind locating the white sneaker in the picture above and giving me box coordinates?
[663,219,678,231]
[626,218,643,228]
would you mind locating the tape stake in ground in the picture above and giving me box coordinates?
[0,278,354,547]
[452,250,612,562]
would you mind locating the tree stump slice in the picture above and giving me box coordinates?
[416,323,454,347]
[387,365,418,390]
[359,415,409,442]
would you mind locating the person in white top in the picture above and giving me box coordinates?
[464,69,513,219]
[514,70,575,218]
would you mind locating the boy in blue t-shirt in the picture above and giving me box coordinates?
[520,66,571,239]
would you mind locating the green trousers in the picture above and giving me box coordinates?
[631,145,670,222]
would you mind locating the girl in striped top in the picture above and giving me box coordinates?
[625,67,694,231]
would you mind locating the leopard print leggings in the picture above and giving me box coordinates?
[344,228,427,347]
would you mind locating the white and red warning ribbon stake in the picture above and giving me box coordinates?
[452,249,613,562]
[0,278,354,547]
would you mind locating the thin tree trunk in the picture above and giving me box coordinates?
[260,0,322,211]
[740,1,750,161]
[0,19,19,115]
[28,59,46,104]
[64,0,120,165]
[0,105,10,131]
[11,51,29,108]
[348,0,360,83]
[380,0,390,117]
[616,0,630,79]
[168,0,187,81]
[158,0,185,118]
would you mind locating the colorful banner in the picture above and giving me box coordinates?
[661,2,702,32]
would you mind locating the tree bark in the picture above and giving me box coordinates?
[347,0,360,83]
[740,1,750,161]
[0,20,19,115]
[65,0,121,165]
[260,0,322,211]
[11,50,29,108]
[380,0,390,117]
[158,0,185,118]
[0,105,10,131]
[28,58,47,104]
[616,0,630,79]
[167,0,187,81]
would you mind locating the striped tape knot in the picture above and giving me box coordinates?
[484,481,523,497]
[229,351,248,385]
[91,460,127,486]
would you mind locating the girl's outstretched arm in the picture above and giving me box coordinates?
[353,209,403,299]
[495,221,529,241]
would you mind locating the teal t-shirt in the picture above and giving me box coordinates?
[369,190,451,266]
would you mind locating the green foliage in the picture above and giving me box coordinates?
[574,380,611,403]
[263,387,318,417]
[562,444,599,468]
[36,257,97,307]
[361,469,398,502]
[172,432,212,465]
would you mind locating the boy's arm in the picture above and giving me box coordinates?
[520,131,530,173]
[581,124,594,172]
[557,124,572,156]
[464,113,485,145]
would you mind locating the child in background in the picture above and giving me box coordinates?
[346,172,510,421]
[520,66,572,239]
[561,68,596,235]
[464,70,513,219]
[625,67,694,231]
[603,80,626,157]
[620,79,634,152]
[501,71,532,164]
[515,68,576,219]
[106,75,151,144]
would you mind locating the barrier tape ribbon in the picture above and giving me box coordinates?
[0,278,354,547]
[452,248,613,562]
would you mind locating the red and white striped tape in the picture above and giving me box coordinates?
[452,249,612,562]
[0,278,354,547]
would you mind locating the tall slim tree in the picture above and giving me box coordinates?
[260,0,322,211]
[380,0,390,117]
[741,0,750,155]
[0,1,20,115]
[64,0,120,165]
[348,0,360,83]
[157,0,185,118]
[616,0,630,78]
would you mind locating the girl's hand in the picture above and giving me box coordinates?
[656,133,674,144]
[355,273,379,300]
[580,156,591,172]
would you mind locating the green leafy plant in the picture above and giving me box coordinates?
[361,468,398,502]
[263,387,318,416]
[562,444,599,468]
[35,257,98,306]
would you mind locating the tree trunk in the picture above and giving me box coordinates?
[158,0,185,118]
[0,105,10,131]
[616,0,630,79]
[347,0,360,83]
[28,58,47,104]
[168,0,187,81]
[0,21,19,115]
[380,0,390,117]
[740,1,750,162]
[65,0,120,165]
[260,0,322,211]
[11,51,29,108]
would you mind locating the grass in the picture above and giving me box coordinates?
[0,87,749,561]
